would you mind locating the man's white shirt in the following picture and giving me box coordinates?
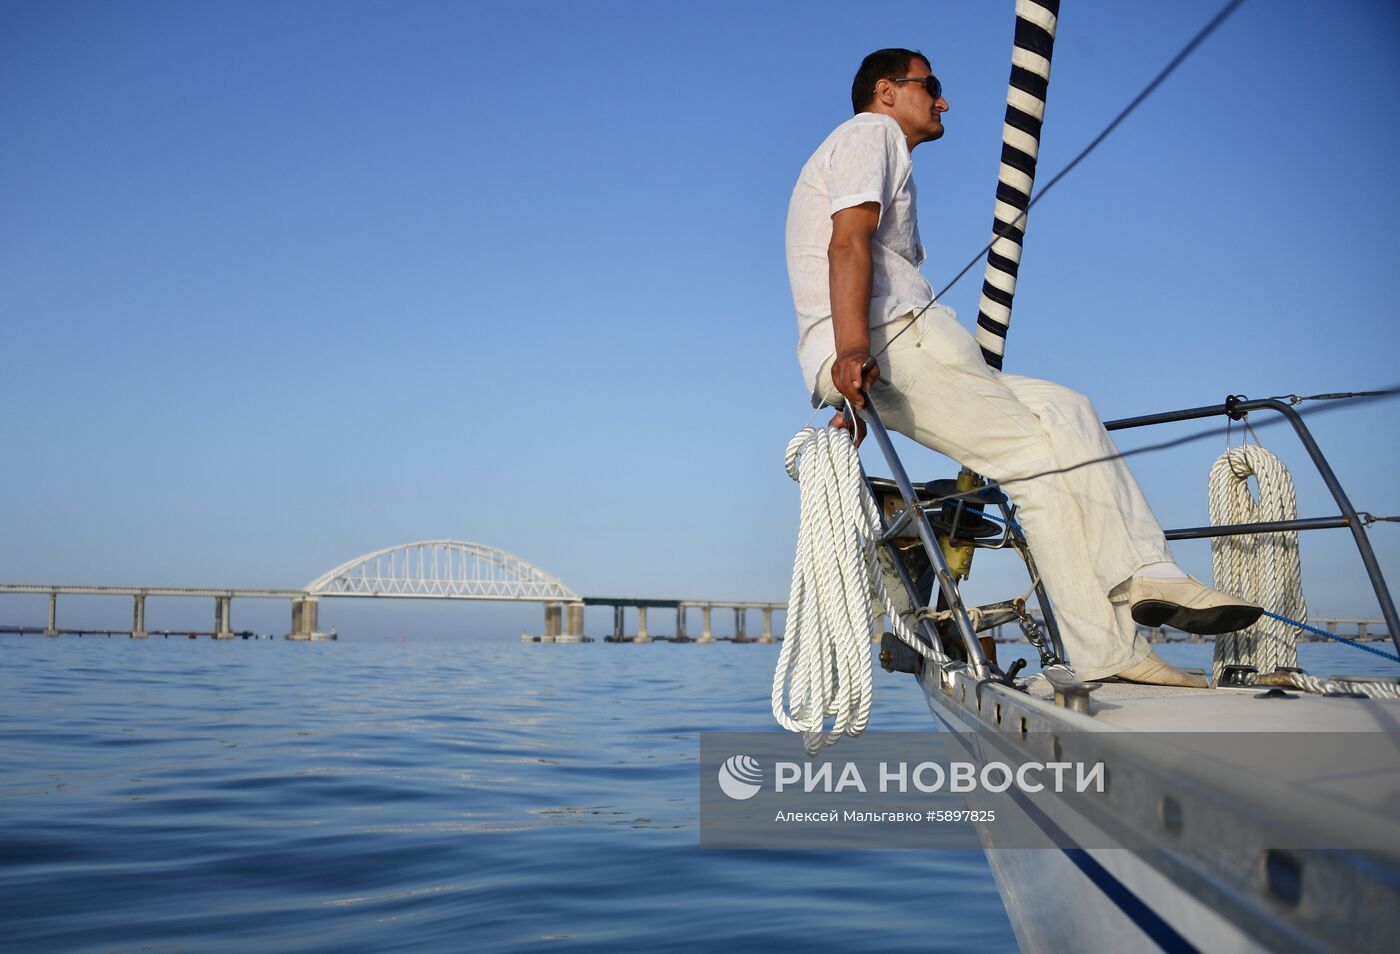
[785,111,941,401]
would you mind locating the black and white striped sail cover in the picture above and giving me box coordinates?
[976,0,1059,370]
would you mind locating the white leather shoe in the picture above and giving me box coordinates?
[1127,575,1262,635]
[1103,650,1210,688]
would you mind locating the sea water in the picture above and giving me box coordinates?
[1,636,1393,952]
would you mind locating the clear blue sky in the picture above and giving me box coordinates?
[2,0,1397,637]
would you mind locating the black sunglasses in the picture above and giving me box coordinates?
[888,74,942,101]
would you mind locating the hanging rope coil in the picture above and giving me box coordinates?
[1208,444,1305,682]
[1208,445,1400,698]
[774,427,948,755]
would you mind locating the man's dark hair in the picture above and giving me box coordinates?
[851,48,931,114]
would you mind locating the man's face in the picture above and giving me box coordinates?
[888,61,948,146]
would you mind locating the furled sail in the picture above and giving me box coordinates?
[976,0,1059,370]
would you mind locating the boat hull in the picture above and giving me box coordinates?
[917,663,1400,954]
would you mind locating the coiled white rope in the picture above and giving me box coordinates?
[1208,445,1304,682]
[1262,668,1400,700]
[775,427,948,755]
[1209,444,1400,699]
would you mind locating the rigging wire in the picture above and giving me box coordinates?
[912,386,1399,512]
[869,0,1249,364]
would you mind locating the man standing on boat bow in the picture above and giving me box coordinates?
[785,49,1262,685]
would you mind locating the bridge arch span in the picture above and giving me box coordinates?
[305,540,579,601]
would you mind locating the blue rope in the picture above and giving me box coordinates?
[944,509,1398,665]
[1259,609,1400,664]
[972,509,1025,534]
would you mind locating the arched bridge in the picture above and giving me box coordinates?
[306,540,579,601]
[2,541,790,642]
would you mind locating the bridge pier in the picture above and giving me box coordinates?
[635,605,651,643]
[698,604,714,643]
[759,606,775,643]
[676,606,688,642]
[214,596,235,638]
[45,592,58,637]
[288,597,323,640]
[132,594,148,638]
[558,603,585,643]
[543,603,561,642]
[734,607,747,642]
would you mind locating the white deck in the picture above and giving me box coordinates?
[1021,675,1400,732]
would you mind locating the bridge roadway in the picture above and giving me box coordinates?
[0,584,1382,647]
[0,588,788,643]
[0,584,324,640]
[553,597,786,643]
[0,585,304,598]
[0,541,793,640]
[0,585,789,644]
[0,541,790,640]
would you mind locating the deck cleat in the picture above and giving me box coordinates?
[1218,664,1259,688]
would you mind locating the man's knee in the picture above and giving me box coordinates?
[1035,382,1102,431]
[1066,387,1101,424]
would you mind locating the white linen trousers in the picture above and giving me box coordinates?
[817,307,1168,679]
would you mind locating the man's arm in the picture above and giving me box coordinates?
[828,201,882,441]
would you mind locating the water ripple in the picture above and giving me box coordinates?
[0,636,1029,952]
